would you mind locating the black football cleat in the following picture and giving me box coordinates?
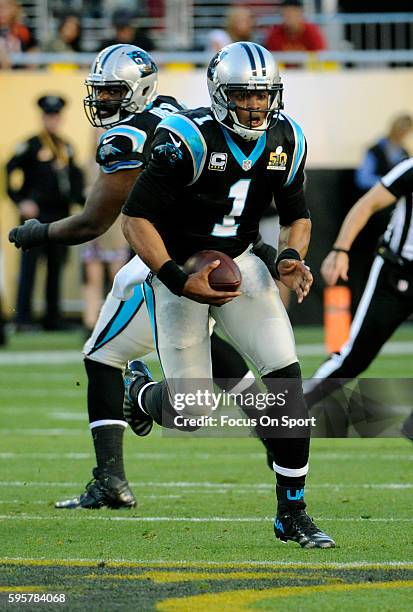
[54,468,136,509]
[274,510,336,549]
[123,360,154,436]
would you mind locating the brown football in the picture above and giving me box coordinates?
[183,250,242,292]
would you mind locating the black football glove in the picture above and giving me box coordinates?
[8,219,49,251]
[252,235,278,279]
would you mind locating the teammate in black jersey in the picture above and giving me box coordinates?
[122,42,335,548]
[9,45,274,510]
[304,157,413,441]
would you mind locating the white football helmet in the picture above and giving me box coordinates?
[84,44,158,128]
[207,42,283,141]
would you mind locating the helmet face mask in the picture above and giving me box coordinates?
[84,45,158,128]
[207,43,283,141]
[84,82,131,126]
[223,83,282,135]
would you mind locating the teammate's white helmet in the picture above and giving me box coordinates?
[207,42,283,141]
[84,44,158,128]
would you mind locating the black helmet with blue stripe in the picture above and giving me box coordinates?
[207,42,283,141]
[84,44,158,128]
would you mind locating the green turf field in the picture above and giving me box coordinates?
[0,327,412,610]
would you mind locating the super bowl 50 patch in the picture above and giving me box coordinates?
[267,146,287,170]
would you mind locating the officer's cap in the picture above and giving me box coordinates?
[37,95,66,114]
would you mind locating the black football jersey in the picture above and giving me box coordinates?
[96,95,183,173]
[122,107,309,263]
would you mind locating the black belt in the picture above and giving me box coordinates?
[377,244,413,271]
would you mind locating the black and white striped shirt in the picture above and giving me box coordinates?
[381,157,413,261]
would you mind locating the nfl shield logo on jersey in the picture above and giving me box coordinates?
[242,159,252,171]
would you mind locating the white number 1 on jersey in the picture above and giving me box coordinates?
[211,179,251,238]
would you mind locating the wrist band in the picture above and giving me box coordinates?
[275,248,301,279]
[157,260,188,296]
[331,247,349,254]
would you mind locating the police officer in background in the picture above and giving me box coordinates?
[6,95,84,330]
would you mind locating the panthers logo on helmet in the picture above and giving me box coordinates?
[207,49,228,82]
[127,50,157,76]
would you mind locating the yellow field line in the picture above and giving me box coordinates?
[1,558,413,570]
[0,586,44,593]
[156,580,413,611]
[82,570,342,584]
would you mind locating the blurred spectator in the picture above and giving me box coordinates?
[6,95,85,331]
[0,0,37,68]
[205,6,255,54]
[147,0,164,19]
[265,0,326,52]
[42,13,82,52]
[355,114,413,192]
[102,8,155,51]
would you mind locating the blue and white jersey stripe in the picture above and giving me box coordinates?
[87,284,145,353]
[281,113,306,187]
[156,114,207,184]
[101,159,143,174]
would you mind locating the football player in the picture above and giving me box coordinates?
[9,44,277,509]
[121,42,335,548]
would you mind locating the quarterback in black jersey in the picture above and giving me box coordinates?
[122,42,335,548]
[9,45,271,511]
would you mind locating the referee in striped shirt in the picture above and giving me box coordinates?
[304,157,413,440]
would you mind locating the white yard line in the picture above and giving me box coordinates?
[0,429,86,436]
[1,341,413,365]
[2,557,413,569]
[0,481,411,490]
[0,451,411,461]
[0,514,412,523]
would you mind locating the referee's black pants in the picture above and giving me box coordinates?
[305,256,413,407]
